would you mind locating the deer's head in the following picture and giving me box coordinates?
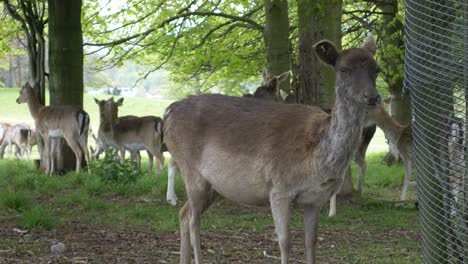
[94,97,124,124]
[314,36,381,108]
[252,69,290,102]
[16,82,35,104]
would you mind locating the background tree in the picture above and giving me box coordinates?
[48,0,84,171]
[83,0,266,96]
[2,0,47,104]
[264,0,291,92]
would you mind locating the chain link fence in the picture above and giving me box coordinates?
[404,0,467,263]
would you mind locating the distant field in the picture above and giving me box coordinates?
[0,88,389,153]
[0,88,173,132]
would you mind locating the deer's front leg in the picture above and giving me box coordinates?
[270,190,291,264]
[304,205,320,264]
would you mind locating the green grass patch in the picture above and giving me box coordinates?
[0,190,32,211]
[20,205,56,230]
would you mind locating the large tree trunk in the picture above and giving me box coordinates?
[297,0,341,111]
[380,0,411,126]
[297,0,351,197]
[48,0,84,172]
[263,0,291,92]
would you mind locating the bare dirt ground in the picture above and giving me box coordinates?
[0,208,418,264]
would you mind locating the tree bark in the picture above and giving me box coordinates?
[380,1,411,124]
[297,0,341,111]
[263,0,291,92]
[48,0,84,172]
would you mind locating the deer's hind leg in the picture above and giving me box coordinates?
[179,168,217,264]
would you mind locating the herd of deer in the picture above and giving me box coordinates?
[2,36,464,264]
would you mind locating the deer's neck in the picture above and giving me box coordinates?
[319,91,366,178]
[372,110,405,144]
[26,95,44,120]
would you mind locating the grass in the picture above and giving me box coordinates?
[0,87,173,133]
[0,153,420,262]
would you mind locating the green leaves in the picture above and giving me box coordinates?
[82,0,265,97]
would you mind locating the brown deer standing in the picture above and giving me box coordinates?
[95,97,165,176]
[163,36,380,264]
[16,82,90,175]
[0,124,32,159]
[167,71,292,206]
[259,69,377,217]
[367,104,413,201]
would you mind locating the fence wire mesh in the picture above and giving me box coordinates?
[404,0,467,263]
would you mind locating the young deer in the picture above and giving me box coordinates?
[0,124,32,159]
[16,82,90,175]
[95,98,165,176]
[367,104,413,201]
[163,37,380,264]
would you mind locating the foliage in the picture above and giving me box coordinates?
[89,149,140,186]
[82,0,266,96]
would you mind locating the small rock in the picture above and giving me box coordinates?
[50,242,66,254]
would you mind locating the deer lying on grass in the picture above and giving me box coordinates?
[0,124,32,159]
[95,98,164,176]
[16,82,91,175]
[163,36,380,264]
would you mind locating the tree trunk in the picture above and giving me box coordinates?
[7,52,15,87]
[48,0,84,172]
[381,1,411,125]
[263,0,291,93]
[297,0,341,111]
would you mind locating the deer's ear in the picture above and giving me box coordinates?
[116,97,124,106]
[314,40,339,66]
[277,71,290,83]
[362,36,376,56]
[94,98,100,104]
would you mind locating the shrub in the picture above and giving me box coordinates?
[89,149,140,186]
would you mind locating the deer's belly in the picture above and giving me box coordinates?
[124,143,146,151]
[48,129,64,138]
[202,168,270,206]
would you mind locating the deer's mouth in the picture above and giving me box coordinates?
[365,94,381,109]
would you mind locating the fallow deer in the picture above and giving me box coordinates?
[0,122,12,158]
[259,69,378,217]
[366,104,413,201]
[163,36,381,264]
[94,98,165,176]
[92,116,144,169]
[167,71,292,206]
[16,82,91,175]
[0,124,32,159]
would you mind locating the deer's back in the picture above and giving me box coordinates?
[37,106,86,129]
[112,116,161,144]
[164,94,330,190]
